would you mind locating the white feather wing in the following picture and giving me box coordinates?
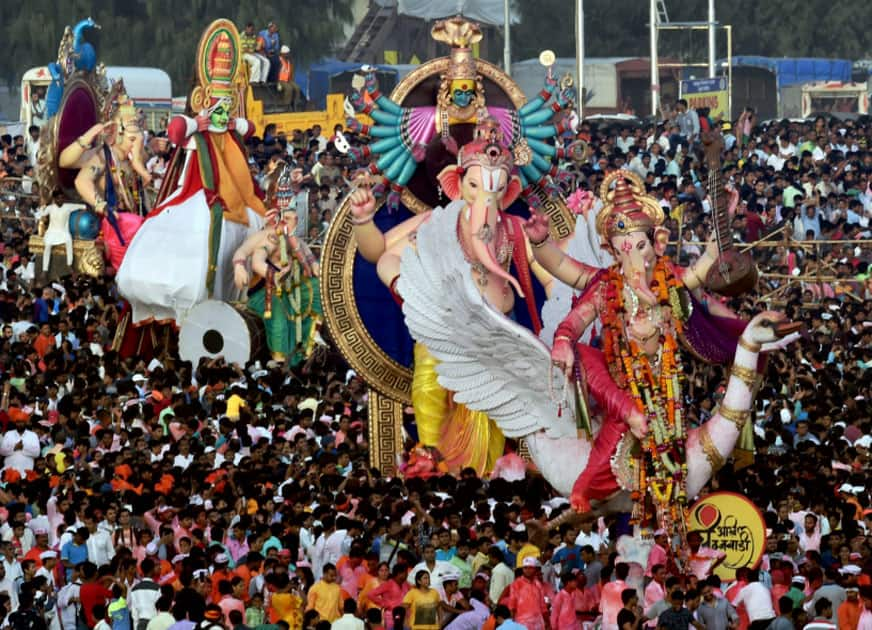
[397,202,576,440]
[539,200,614,345]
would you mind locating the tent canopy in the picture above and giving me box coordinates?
[307,61,399,109]
[726,56,852,89]
[375,0,518,26]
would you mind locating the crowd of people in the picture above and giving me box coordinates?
[0,91,869,630]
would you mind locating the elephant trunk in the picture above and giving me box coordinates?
[621,252,658,306]
[469,194,524,298]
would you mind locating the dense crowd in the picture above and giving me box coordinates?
[0,97,869,630]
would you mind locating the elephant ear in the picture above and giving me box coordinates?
[437,165,463,201]
[653,226,670,257]
[500,175,523,210]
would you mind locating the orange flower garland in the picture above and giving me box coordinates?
[601,257,690,533]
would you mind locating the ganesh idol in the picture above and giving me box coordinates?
[345,16,576,210]
[232,164,323,366]
[543,171,803,528]
[349,119,564,474]
[116,20,265,324]
[56,82,150,271]
[394,165,803,538]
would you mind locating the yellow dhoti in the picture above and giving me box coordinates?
[412,343,505,475]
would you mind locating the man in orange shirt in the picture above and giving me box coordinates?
[838,587,862,630]
[33,323,54,358]
[22,528,51,568]
[234,552,263,604]
[210,553,234,604]
[276,46,302,111]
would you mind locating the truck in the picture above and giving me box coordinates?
[242,61,397,136]
[800,81,868,118]
[21,65,172,131]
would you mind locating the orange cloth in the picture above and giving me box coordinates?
[33,334,54,358]
[209,132,266,224]
[278,57,294,83]
[838,599,861,630]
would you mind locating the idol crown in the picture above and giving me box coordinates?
[596,170,665,242]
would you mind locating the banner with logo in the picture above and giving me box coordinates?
[680,77,729,120]
[688,491,766,580]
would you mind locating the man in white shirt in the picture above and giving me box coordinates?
[83,511,115,568]
[0,413,41,474]
[129,559,162,630]
[488,546,515,605]
[574,518,607,552]
[445,590,490,630]
[733,570,776,630]
[330,599,365,629]
[407,544,455,587]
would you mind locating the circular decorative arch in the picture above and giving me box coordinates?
[321,56,529,403]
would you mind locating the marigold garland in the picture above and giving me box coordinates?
[600,257,690,534]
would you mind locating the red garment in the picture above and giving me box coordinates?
[600,579,628,630]
[80,581,112,627]
[507,576,548,630]
[570,344,635,509]
[550,588,583,630]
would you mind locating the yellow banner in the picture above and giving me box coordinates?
[688,491,766,580]
[680,77,729,120]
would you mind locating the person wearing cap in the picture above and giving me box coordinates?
[506,556,549,630]
[0,406,40,474]
[277,46,303,112]
[35,550,58,589]
[838,586,862,630]
[22,527,51,567]
[646,530,670,578]
[210,552,235,604]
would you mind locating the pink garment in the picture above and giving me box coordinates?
[646,544,667,577]
[368,580,410,630]
[687,547,725,579]
[219,596,245,627]
[508,576,548,630]
[338,562,367,600]
[600,579,628,630]
[551,588,583,630]
[726,580,749,630]
[102,212,144,270]
[491,452,527,482]
[644,580,666,625]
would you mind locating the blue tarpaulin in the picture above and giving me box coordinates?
[726,56,852,88]
[306,60,399,109]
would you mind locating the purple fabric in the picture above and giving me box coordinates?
[487,107,515,144]
[683,293,747,365]
[406,107,437,147]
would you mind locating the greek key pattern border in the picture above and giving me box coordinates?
[320,197,414,404]
[368,388,404,474]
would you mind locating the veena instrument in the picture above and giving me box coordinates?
[701,132,758,296]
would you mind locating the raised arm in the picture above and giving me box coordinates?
[523,210,599,291]
[348,186,386,263]
[58,123,105,169]
[73,154,108,213]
